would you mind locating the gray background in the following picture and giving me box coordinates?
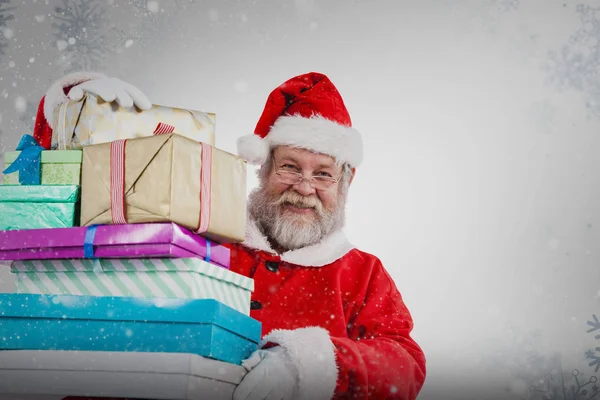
[1,1,599,399]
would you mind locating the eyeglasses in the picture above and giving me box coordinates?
[272,158,341,191]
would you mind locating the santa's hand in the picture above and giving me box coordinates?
[67,77,152,110]
[234,346,299,400]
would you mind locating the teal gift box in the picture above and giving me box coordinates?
[0,185,80,230]
[0,293,262,365]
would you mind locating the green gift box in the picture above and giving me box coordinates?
[0,185,80,230]
[3,150,82,185]
[11,258,254,315]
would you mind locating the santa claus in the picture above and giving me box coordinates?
[33,72,426,400]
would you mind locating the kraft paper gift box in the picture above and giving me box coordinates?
[81,133,247,243]
[52,93,216,150]
[3,149,82,185]
[0,222,229,266]
[0,293,261,365]
[0,351,246,400]
[0,185,79,230]
[11,257,253,315]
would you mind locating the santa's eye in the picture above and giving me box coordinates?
[281,164,299,171]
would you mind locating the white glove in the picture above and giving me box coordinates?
[234,346,299,400]
[67,77,152,110]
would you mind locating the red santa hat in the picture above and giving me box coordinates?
[237,72,363,167]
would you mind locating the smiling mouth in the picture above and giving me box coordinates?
[283,202,314,210]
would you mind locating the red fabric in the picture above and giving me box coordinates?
[254,72,352,138]
[32,83,80,150]
[227,244,427,400]
[109,140,128,224]
[33,95,52,149]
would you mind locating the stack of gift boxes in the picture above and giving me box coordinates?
[0,94,260,367]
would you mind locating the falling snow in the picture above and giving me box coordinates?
[14,96,26,113]
[146,0,160,13]
[132,297,190,309]
[17,98,36,131]
[2,27,12,38]
[56,40,68,51]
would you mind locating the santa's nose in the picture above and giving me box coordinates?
[293,179,316,196]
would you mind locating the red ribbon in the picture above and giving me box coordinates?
[154,122,175,135]
[110,139,127,224]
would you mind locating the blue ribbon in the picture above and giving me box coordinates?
[2,134,44,185]
[204,239,211,263]
[84,225,98,259]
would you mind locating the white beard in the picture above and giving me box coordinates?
[248,187,346,251]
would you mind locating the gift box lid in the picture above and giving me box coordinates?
[11,257,254,291]
[0,185,79,202]
[4,150,82,164]
[0,350,246,381]
[0,293,260,341]
[0,223,229,266]
[0,350,246,399]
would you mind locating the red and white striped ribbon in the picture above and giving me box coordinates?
[195,143,212,234]
[110,140,128,225]
[154,122,175,135]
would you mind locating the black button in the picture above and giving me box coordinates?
[250,300,262,310]
[265,261,279,272]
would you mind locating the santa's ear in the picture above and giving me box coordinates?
[348,167,356,186]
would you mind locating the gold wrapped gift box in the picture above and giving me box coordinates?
[52,94,216,150]
[81,134,247,243]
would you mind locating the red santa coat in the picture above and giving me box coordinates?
[228,220,426,400]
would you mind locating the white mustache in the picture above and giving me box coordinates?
[276,191,323,212]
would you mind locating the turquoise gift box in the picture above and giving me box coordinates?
[0,185,79,230]
[0,293,261,365]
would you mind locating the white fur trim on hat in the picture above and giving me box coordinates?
[268,114,363,167]
[262,327,338,400]
[43,71,107,129]
[237,133,270,165]
[237,115,364,167]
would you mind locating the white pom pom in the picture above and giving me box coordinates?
[237,134,270,165]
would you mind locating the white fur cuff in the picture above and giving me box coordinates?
[43,71,107,129]
[262,327,338,400]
